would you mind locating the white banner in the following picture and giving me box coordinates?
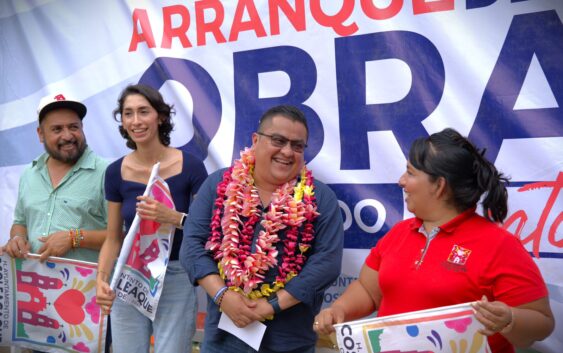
[335,302,488,353]
[110,163,175,320]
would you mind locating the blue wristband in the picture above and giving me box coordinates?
[213,286,228,305]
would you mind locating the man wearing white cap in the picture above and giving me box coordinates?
[1,93,108,263]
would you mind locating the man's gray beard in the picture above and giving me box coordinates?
[45,141,87,165]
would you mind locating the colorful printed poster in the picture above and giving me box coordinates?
[334,302,489,353]
[110,163,175,321]
[0,254,105,353]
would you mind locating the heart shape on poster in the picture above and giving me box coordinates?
[54,289,86,325]
[140,220,160,235]
[445,317,472,333]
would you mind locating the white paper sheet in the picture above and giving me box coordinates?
[218,313,267,351]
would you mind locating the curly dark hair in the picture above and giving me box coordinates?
[113,84,175,150]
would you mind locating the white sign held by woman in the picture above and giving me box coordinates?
[110,163,176,320]
[334,302,489,353]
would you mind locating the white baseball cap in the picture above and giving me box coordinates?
[37,93,87,122]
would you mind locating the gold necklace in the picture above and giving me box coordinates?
[133,147,167,167]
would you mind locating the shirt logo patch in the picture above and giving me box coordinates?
[447,245,472,265]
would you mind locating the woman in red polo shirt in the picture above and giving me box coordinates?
[314,128,554,353]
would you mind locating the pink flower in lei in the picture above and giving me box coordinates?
[205,148,319,295]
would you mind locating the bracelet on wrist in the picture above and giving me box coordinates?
[217,290,228,307]
[69,229,75,248]
[76,229,84,248]
[10,234,27,242]
[213,286,228,306]
[500,308,515,335]
[97,270,109,280]
[69,228,84,248]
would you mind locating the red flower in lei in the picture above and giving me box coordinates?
[205,148,318,295]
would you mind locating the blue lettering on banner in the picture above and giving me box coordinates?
[232,45,324,163]
[335,31,444,169]
[466,0,497,10]
[139,57,222,161]
[323,275,358,306]
[469,10,563,162]
[331,184,403,249]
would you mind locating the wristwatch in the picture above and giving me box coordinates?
[179,213,188,229]
[267,293,282,314]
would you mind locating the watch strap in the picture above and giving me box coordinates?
[267,294,282,314]
[179,213,188,228]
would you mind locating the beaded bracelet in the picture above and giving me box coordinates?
[216,289,228,307]
[213,286,228,306]
[69,229,75,247]
[76,229,84,248]
[69,228,84,248]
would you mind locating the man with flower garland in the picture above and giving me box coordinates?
[181,105,344,353]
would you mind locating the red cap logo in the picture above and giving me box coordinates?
[54,94,66,101]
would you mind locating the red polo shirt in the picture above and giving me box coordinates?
[366,209,548,353]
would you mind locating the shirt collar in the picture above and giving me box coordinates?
[410,208,477,235]
[418,224,440,240]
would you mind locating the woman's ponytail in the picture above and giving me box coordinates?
[472,148,509,222]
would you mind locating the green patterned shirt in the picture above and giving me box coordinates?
[13,147,108,263]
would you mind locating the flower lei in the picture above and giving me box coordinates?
[205,148,318,298]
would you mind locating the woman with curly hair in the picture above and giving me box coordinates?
[96,84,207,352]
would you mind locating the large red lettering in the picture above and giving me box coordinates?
[549,211,563,248]
[129,9,156,52]
[361,0,403,20]
[161,5,192,49]
[195,0,227,46]
[310,0,358,36]
[269,0,306,36]
[504,172,563,258]
[229,0,267,42]
[413,0,454,14]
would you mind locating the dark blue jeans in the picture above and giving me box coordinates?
[202,332,316,353]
